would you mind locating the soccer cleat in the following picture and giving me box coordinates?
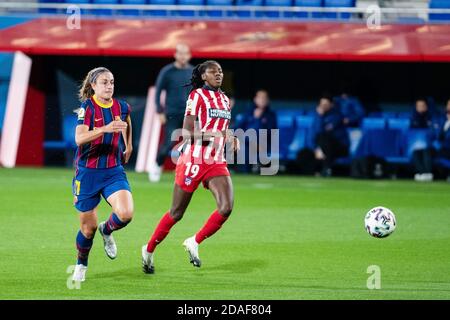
[141,245,155,274]
[183,236,201,268]
[98,222,117,259]
[148,164,162,183]
[72,264,87,282]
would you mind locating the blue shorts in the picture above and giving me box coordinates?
[72,165,131,213]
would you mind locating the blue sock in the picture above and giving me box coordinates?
[103,213,130,235]
[76,230,93,266]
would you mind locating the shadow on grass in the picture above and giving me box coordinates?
[208,259,268,274]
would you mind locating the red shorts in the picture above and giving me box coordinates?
[175,150,230,193]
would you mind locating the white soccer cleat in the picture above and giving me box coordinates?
[98,222,117,259]
[183,236,201,268]
[141,245,155,274]
[148,165,162,183]
[72,264,87,282]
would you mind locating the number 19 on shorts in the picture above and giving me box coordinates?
[185,162,200,178]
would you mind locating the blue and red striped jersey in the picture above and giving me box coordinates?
[75,96,131,169]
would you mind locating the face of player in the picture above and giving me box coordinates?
[416,100,428,114]
[174,44,191,67]
[92,72,114,101]
[202,63,223,89]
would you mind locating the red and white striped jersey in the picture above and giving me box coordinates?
[184,87,232,163]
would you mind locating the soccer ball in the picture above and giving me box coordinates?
[365,206,397,238]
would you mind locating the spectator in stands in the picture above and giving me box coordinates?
[437,99,450,160]
[311,95,349,177]
[149,43,194,182]
[334,92,365,127]
[411,98,434,181]
[233,89,277,173]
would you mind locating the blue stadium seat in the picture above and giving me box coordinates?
[38,0,64,14]
[0,82,9,129]
[206,0,233,17]
[361,118,386,130]
[65,0,92,14]
[91,0,119,16]
[293,0,322,19]
[276,111,297,160]
[0,54,13,81]
[358,129,404,162]
[323,0,355,20]
[119,0,146,16]
[147,0,176,16]
[334,128,363,165]
[234,0,264,18]
[381,111,398,119]
[387,118,410,131]
[44,115,78,150]
[405,129,432,159]
[287,115,314,160]
[177,0,204,17]
[429,0,450,21]
[265,0,293,18]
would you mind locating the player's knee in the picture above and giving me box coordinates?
[115,207,133,223]
[218,202,233,217]
[81,224,97,239]
[169,208,184,221]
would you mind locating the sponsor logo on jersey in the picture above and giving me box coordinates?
[208,109,231,120]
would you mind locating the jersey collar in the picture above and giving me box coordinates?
[93,95,113,108]
[203,85,221,92]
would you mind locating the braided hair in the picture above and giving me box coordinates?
[187,60,220,92]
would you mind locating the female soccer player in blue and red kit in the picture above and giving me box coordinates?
[142,60,240,273]
[72,67,134,282]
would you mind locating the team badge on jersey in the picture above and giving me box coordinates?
[184,177,192,186]
[186,99,193,113]
[77,108,85,121]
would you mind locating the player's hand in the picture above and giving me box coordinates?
[123,145,133,164]
[315,148,326,160]
[103,119,128,133]
[159,113,167,125]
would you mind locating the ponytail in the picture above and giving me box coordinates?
[78,67,111,102]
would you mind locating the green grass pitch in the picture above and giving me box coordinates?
[1,167,449,300]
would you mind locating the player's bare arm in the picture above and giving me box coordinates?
[75,120,127,146]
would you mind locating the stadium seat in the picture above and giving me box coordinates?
[206,0,233,17]
[361,118,386,130]
[405,129,432,159]
[323,0,355,20]
[38,0,64,14]
[147,0,176,16]
[287,115,314,160]
[381,111,398,119]
[65,0,92,14]
[334,128,363,165]
[276,111,297,160]
[429,0,450,21]
[234,0,264,18]
[0,82,9,129]
[265,0,292,18]
[358,129,404,162]
[91,0,119,16]
[177,0,204,17]
[293,0,323,19]
[0,54,13,81]
[119,0,147,16]
[387,118,410,131]
[43,115,78,151]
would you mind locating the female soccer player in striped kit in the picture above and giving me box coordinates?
[142,60,239,273]
[72,67,134,282]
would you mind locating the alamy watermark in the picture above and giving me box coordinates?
[168,126,280,176]
[366,5,381,30]
[66,265,81,290]
[66,5,81,30]
[367,265,381,289]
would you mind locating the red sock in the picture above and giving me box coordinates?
[195,210,229,244]
[147,212,177,253]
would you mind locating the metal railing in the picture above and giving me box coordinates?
[0,2,450,22]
